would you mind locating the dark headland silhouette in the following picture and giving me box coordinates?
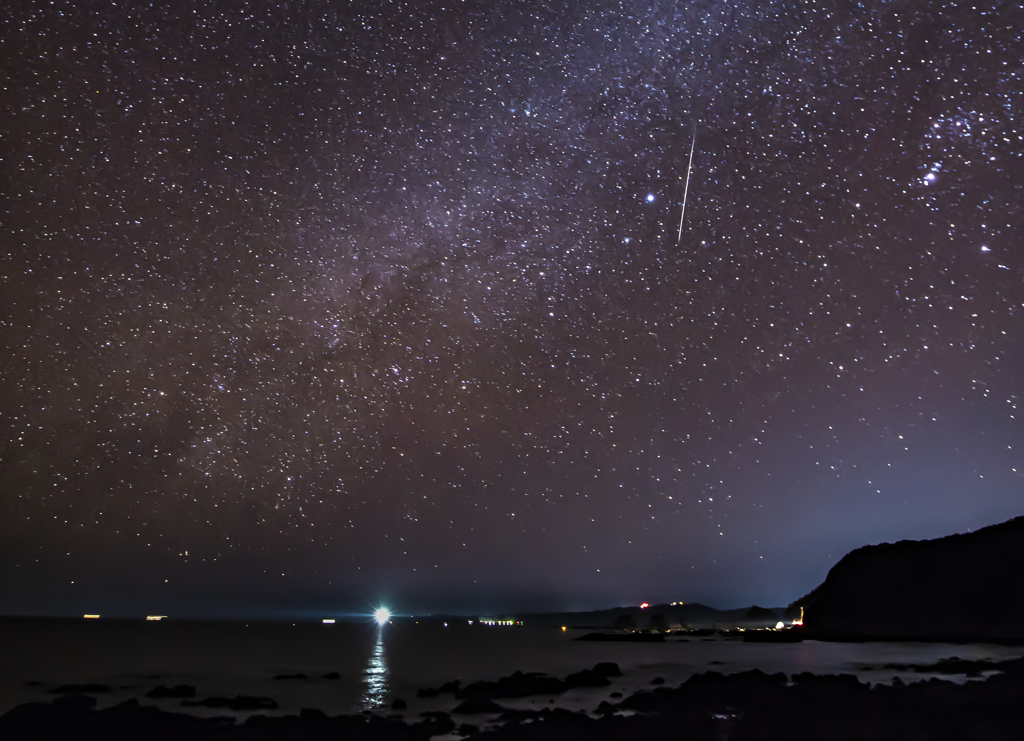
[793,515,1024,642]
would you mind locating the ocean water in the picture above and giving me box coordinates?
[2,617,1021,722]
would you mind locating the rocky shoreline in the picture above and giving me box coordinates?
[3,655,1022,740]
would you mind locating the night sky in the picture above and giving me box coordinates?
[2,0,1022,619]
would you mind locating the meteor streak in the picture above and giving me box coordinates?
[677,130,697,244]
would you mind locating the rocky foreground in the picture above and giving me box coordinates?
[3,656,1023,740]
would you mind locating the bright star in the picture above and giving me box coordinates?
[646,194,655,202]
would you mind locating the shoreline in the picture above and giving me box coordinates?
[4,652,1023,740]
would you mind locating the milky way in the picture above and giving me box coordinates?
[2,0,1022,617]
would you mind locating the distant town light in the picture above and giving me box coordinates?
[145,615,166,621]
[83,614,100,619]
[323,619,336,624]
[775,621,785,630]
[640,602,650,609]
[374,608,391,626]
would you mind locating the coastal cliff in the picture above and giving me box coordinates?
[800,516,1024,642]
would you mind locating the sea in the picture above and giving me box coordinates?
[2,616,1022,723]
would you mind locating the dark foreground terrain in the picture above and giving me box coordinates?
[3,656,1022,740]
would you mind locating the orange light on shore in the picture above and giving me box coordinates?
[83,614,100,619]
[640,602,650,609]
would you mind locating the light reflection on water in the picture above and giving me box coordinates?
[361,627,387,710]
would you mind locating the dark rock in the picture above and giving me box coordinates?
[299,707,327,720]
[272,673,307,680]
[49,684,112,694]
[882,656,1022,677]
[457,723,479,736]
[650,677,665,685]
[596,700,616,714]
[182,695,279,710]
[417,681,459,698]
[564,669,611,688]
[412,712,456,736]
[322,672,341,680]
[618,690,662,713]
[592,662,622,677]
[391,698,407,710]
[801,516,1024,641]
[145,684,196,699]
[456,671,565,700]
[609,691,622,698]
[452,698,507,714]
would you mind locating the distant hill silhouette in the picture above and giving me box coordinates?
[524,602,783,629]
[796,516,1024,641]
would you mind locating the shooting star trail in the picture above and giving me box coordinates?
[677,130,697,244]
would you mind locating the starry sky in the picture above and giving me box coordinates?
[2,0,1022,619]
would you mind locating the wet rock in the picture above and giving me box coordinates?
[592,662,622,677]
[412,711,456,736]
[391,698,407,710]
[49,684,111,694]
[452,698,507,714]
[145,684,196,698]
[182,695,278,710]
[456,671,565,700]
[564,669,611,688]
